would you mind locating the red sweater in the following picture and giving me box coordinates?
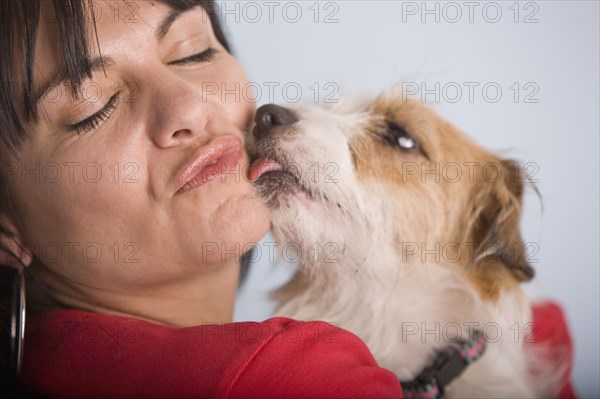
[19,302,575,398]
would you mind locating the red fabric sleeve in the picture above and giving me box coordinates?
[226,318,402,398]
[20,310,402,398]
[20,302,576,399]
[530,301,577,399]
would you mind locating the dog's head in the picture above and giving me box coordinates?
[247,92,534,300]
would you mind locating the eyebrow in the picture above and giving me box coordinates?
[156,8,188,41]
[33,7,192,112]
[33,56,115,111]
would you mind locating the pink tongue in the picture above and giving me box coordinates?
[248,158,284,181]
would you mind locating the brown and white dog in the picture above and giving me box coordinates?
[247,92,565,398]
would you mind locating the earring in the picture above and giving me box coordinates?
[0,263,25,386]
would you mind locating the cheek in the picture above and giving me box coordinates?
[10,142,146,254]
[352,137,406,184]
[200,55,256,129]
[352,138,451,242]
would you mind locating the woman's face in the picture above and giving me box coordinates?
[2,2,270,292]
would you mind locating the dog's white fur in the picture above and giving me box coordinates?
[248,92,567,398]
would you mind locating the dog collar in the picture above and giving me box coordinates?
[400,329,486,399]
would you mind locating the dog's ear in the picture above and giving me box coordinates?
[470,159,535,282]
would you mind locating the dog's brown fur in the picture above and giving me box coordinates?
[250,92,562,398]
[352,96,533,301]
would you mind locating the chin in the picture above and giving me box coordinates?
[208,188,271,264]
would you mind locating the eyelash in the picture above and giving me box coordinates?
[169,47,217,65]
[70,93,120,134]
[68,48,217,134]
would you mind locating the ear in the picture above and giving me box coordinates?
[471,159,534,282]
[0,213,32,269]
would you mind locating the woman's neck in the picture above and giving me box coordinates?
[25,259,241,327]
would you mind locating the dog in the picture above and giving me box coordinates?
[246,91,566,398]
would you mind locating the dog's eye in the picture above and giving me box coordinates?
[385,122,418,152]
[397,135,416,150]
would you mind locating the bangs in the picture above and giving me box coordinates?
[0,0,229,152]
[0,0,94,152]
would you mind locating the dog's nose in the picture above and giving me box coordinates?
[254,104,298,139]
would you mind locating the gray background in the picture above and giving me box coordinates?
[228,1,600,397]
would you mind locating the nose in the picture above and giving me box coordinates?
[146,78,210,148]
[254,104,298,139]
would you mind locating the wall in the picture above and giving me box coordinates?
[231,2,600,396]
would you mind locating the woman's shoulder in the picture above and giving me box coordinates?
[226,317,402,398]
[20,309,402,398]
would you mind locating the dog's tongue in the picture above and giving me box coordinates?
[248,158,283,181]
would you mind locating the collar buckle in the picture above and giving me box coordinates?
[401,330,486,399]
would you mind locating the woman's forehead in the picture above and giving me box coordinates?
[0,0,218,151]
[31,2,212,117]
[33,1,208,79]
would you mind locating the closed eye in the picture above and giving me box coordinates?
[168,47,217,66]
[68,93,120,134]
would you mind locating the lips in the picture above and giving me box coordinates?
[176,136,242,194]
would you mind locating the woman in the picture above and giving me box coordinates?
[0,0,404,397]
[0,1,577,398]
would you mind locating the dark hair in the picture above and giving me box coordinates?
[0,1,253,284]
[0,0,230,209]
[0,0,229,153]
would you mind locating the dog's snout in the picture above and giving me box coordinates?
[254,104,298,139]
